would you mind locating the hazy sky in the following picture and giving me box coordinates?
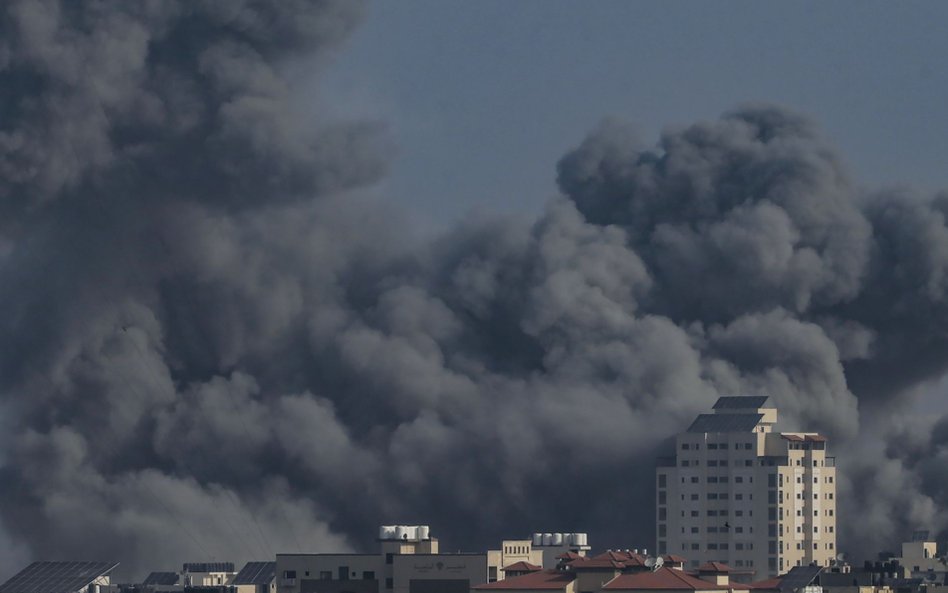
[315,0,948,228]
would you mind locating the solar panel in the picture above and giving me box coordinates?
[713,396,771,409]
[233,563,275,586]
[181,564,234,574]
[687,413,763,433]
[0,562,119,593]
[142,573,179,586]
[778,565,823,593]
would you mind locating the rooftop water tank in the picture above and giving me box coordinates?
[552,533,563,545]
[532,533,542,546]
[542,533,553,546]
[418,525,430,540]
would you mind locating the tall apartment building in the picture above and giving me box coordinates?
[655,396,837,579]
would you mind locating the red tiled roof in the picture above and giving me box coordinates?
[805,434,827,442]
[663,555,688,563]
[504,561,542,572]
[748,577,783,590]
[781,434,804,441]
[603,567,728,591]
[556,551,583,561]
[698,562,731,573]
[474,570,575,590]
[571,551,645,570]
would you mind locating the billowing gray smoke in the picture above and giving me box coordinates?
[1,0,947,581]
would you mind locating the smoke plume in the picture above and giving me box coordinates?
[1,0,947,581]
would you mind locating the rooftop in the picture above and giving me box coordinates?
[182,563,234,574]
[712,396,771,410]
[0,562,119,593]
[687,414,763,433]
[142,573,179,587]
[233,562,275,586]
[698,563,731,574]
[473,570,575,590]
[603,567,728,590]
[503,561,541,572]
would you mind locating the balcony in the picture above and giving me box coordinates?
[280,579,296,587]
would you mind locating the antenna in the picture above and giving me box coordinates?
[653,556,664,571]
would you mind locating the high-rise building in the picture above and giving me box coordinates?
[655,396,837,579]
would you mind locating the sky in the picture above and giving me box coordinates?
[312,0,948,228]
[2,0,948,583]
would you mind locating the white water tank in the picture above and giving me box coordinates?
[552,533,563,545]
[418,525,430,540]
[542,533,553,546]
[379,526,388,540]
[395,525,408,540]
[532,533,542,546]
[575,533,587,546]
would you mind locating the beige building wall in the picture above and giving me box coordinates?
[486,540,544,582]
[656,397,837,578]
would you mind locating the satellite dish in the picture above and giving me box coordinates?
[837,553,848,563]
[645,557,656,569]
[653,556,665,571]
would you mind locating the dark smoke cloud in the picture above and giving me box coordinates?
[1,0,947,582]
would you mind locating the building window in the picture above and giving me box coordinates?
[708,460,718,467]
[735,494,743,500]
[736,510,743,517]
[691,544,700,550]
[659,508,667,520]
[283,571,296,579]
[386,577,394,589]
[692,527,699,533]
[691,494,699,500]
[708,477,718,483]
[708,543,718,550]
[691,476,700,483]
[363,572,375,580]
[682,443,690,450]
[745,443,753,449]
[338,567,349,581]
[709,443,719,450]
[707,510,717,517]
[735,527,744,533]
[692,511,700,517]
[659,491,667,504]
[681,460,690,467]
[386,553,394,565]
[319,572,332,580]
[659,474,667,487]
[745,460,753,466]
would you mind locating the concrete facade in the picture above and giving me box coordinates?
[656,396,837,578]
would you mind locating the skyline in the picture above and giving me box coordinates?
[1,0,947,582]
